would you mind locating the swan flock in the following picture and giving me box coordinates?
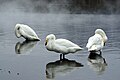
[15,24,108,56]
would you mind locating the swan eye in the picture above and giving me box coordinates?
[51,37,53,39]
[51,36,55,40]
[45,39,48,46]
[17,27,20,30]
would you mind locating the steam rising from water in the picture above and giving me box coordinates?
[0,0,120,14]
[0,0,69,13]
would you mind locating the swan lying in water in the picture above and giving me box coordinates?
[45,34,83,59]
[15,24,40,41]
[86,29,108,53]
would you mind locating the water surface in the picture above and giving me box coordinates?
[0,13,120,80]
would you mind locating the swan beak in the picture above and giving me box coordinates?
[37,38,41,41]
[45,39,48,46]
[104,42,106,46]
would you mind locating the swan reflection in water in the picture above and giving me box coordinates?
[46,58,84,79]
[15,40,38,55]
[87,51,107,75]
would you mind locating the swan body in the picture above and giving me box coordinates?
[86,29,108,51]
[45,34,83,54]
[15,24,40,41]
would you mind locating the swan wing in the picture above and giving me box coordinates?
[55,39,80,48]
[54,39,83,53]
[86,34,102,50]
[19,28,37,40]
[22,25,38,37]
[20,25,39,40]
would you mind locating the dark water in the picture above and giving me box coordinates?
[0,13,120,80]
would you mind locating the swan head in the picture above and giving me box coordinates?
[45,34,56,46]
[15,24,22,38]
[95,29,108,42]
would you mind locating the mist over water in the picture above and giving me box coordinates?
[0,0,69,13]
[0,0,120,80]
[0,0,120,14]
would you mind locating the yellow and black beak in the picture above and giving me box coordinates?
[45,39,48,46]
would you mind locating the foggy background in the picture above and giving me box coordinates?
[0,0,120,80]
[0,0,119,14]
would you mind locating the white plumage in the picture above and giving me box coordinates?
[45,34,83,58]
[86,29,108,51]
[15,24,40,41]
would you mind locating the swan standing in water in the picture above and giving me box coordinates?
[15,24,40,41]
[45,34,83,59]
[86,29,108,53]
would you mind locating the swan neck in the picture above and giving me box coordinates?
[15,26,21,38]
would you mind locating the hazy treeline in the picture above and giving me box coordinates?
[0,0,119,14]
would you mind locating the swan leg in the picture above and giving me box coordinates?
[60,54,65,60]
[103,58,107,65]
[99,50,102,55]
[60,54,62,60]
[63,54,65,59]
[104,42,106,46]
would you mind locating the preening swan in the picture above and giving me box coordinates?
[15,24,40,41]
[45,34,83,59]
[86,29,108,52]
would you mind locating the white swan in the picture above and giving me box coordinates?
[45,34,83,59]
[15,24,40,41]
[86,29,108,52]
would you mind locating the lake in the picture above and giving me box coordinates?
[0,13,120,80]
